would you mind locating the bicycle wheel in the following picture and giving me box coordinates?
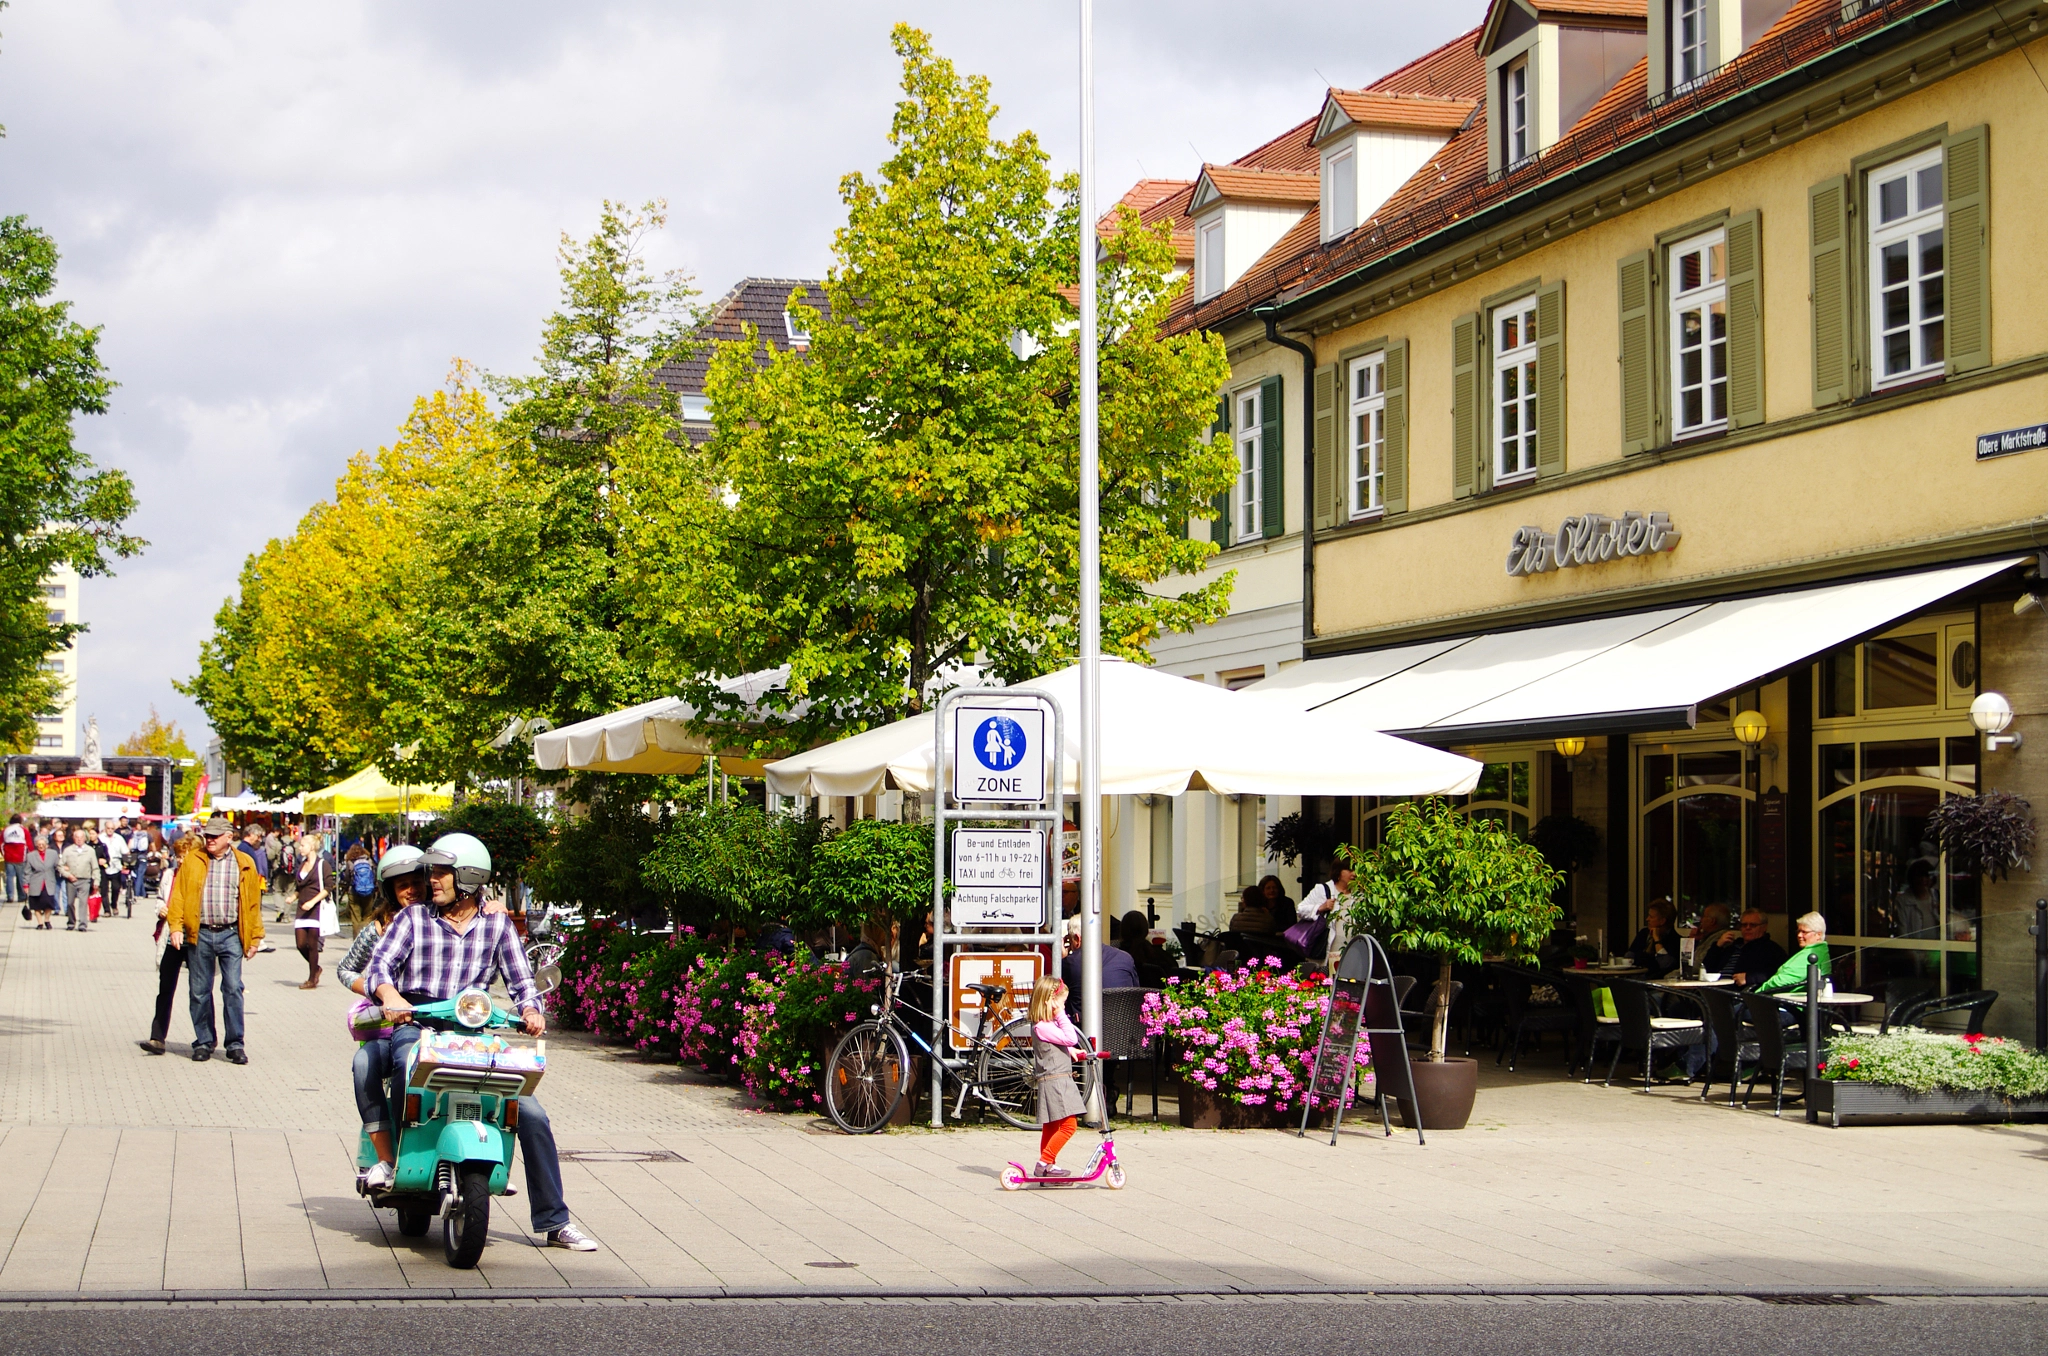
[977,1017,1050,1131]
[825,1022,909,1134]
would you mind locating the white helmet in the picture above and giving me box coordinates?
[422,832,492,897]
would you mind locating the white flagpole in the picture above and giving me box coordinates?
[1076,0,1105,1118]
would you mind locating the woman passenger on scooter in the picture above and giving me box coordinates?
[338,844,427,1193]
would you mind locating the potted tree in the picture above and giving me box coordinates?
[1337,798,1562,1129]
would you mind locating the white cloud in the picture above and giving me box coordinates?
[3,0,1482,757]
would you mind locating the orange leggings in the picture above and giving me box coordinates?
[1039,1115,1077,1163]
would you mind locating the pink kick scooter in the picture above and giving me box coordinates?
[999,1046,1125,1190]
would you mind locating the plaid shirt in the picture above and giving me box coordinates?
[363,904,539,1012]
[199,851,241,926]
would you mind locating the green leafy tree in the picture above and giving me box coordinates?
[415,799,552,879]
[1337,799,1563,1062]
[525,776,674,920]
[0,217,142,749]
[805,818,933,935]
[617,27,1233,748]
[385,202,703,786]
[640,800,827,935]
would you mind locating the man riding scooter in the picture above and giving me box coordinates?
[363,832,599,1252]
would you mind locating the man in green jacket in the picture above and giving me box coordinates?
[1754,912,1832,994]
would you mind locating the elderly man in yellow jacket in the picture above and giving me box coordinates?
[167,815,265,1064]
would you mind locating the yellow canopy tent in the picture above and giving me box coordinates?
[301,766,454,816]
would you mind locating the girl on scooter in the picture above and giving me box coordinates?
[337,844,428,1193]
[1029,975,1086,1179]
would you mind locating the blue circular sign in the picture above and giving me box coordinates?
[972,716,1028,772]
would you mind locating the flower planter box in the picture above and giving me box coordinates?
[1811,1078,2048,1127]
[1176,1080,1291,1130]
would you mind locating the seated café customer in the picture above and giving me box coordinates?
[1227,886,1274,936]
[1060,919,1141,1016]
[1754,913,1832,995]
[1627,900,1682,978]
[1705,908,1787,987]
[1120,909,1169,985]
[1258,875,1296,929]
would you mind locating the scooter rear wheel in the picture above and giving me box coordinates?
[396,1204,432,1237]
[443,1165,491,1268]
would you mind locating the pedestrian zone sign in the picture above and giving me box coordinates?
[950,703,1047,804]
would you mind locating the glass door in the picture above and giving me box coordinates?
[1640,745,1753,926]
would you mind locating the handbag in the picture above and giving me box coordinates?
[1282,914,1328,953]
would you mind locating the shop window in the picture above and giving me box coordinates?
[1236,795,1262,886]
[1864,633,1937,709]
[1642,747,1750,924]
[1463,758,1532,836]
[1818,644,1857,718]
[1148,795,1174,890]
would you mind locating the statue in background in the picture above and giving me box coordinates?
[81,716,102,772]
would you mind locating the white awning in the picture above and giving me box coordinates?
[1248,557,2023,743]
[531,671,793,778]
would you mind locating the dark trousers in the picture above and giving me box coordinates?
[386,1022,569,1234]
[150,944,187,1043]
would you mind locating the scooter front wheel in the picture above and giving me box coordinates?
[999,1165,1026,1191]
[1104,1164,1126,1190]
[443,1165,491,1268]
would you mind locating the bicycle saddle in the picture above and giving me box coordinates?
[965,982,1009,997]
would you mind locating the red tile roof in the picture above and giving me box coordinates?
[1116,178,1193,215]
[1536,0,1647,22]
[1195,165,1323,206]
[1167,0,1943,335]
[1371,24,1488,100]
[1325,90,1480,135]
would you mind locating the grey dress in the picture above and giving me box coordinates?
[1033,1018,1087,1125]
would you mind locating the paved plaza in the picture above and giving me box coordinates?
[1,904,2045,1299]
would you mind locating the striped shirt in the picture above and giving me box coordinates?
[199,852,242,926]
[363,905,538,1012]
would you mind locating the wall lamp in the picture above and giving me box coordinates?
[1973,691,2022,752]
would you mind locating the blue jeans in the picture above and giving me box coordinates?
[386,1022,568,1234]
[3,861,20,902]
[186,927,246,1051]
[353,1040,393,1133]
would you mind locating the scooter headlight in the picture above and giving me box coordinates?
[454,988,494,1029]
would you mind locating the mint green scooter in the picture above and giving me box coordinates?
[355,985,549,1268]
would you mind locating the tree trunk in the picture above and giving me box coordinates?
[1428,957,1453,1063]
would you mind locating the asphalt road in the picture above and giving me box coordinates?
[1,1298,2042,1356]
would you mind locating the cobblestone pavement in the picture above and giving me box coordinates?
[2,903,2046,1296]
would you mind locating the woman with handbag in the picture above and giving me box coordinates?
[293,832,334,988]
[21,831,57,929]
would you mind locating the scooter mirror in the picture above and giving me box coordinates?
[535,963,562,998]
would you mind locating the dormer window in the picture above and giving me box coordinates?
[782,310,812,349]
[1324,147,1356,238]
[1674,0,1709,87]
[681,396,712,423]
[1197,218,1225,299]
[1504,58,1530,165]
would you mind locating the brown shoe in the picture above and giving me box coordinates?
[299,977,319,989]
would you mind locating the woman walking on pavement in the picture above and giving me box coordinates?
[139,835,205,1054]
[293,831,336,988]
[22,831,57,929]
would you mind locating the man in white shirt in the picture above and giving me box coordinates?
[102,820,129,915]
[3,815,26,903]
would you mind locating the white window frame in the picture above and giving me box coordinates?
[1867,145,1946,390]
[1492,296,1539,485]
[782,309,812,346]
[35,736,62,749]
[1347,352,1386,518]
[1233,385,1263,543]
[1504,58,1530,165]
[1324,145,1357,239]
[1667,226,1729,438]
[1673,0,1710,89]
[1197,218,1225,300]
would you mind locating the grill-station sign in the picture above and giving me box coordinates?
[1506,511,1680,577]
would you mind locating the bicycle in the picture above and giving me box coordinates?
[823,969,1096,1135]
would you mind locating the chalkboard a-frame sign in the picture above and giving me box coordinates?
[1298,936,1424,1146]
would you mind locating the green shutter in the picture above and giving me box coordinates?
[1724,209,1764,430]
[1381,339,1409,515]
[1534,280,1566,478]
[1259,374,1284,539]
[1312,363,1338,531]
[1209,394,1231,544]
[1452,312,1481,499]
[1809,175,1852,408]
[1944,125,1991,376]
[1618,249,1656,453]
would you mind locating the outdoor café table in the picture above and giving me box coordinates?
[1654,978,1735,987]
[1769,990,1875,1040]
[1575,966,1646,982]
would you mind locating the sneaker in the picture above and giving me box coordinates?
[257,942,277,953]
[546,1224,599,1252]
[362,1160,395,1192]
[192,1047,213,1063]
[1032,1162,1071,1179]
[224,1048,249,1065]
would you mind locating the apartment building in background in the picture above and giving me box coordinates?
[36,564,79,755]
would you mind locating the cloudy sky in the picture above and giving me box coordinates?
[4,0,1480,756]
